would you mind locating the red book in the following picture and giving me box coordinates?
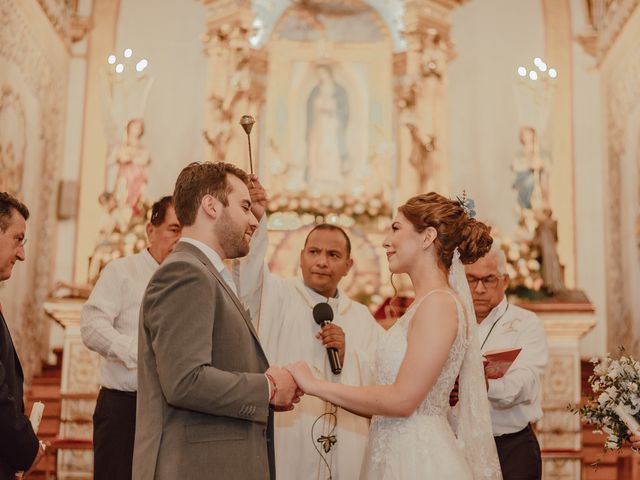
[483,348,522,379]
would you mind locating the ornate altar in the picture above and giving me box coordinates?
[199,0,464,310]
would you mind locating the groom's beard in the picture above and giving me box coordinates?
[216,209,251,259]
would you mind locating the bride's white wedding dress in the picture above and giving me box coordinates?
[360,272,502,480]
[360,290,472,479]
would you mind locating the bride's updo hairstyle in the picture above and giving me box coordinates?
[398,192,493,270]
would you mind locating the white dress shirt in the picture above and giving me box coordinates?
[81,249,159,392]
[179,237,237,295]
[478,296,549,435]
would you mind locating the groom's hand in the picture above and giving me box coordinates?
[266,366,302,411]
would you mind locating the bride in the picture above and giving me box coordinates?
[287,192,503,479]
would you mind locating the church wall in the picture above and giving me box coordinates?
[72,0,208,281]
[73,0,120,282]
[0,0,70,380]
[53,0,92,285]
[449,0,607,356]
[448,0,545,235]
[113,0,208,200]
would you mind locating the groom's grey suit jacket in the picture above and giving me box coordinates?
[133,242,274,479]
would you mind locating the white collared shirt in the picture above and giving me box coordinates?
[81,249,159,391]
[478,296,549,435]
[179,237,237,295]
[303,283,340,310]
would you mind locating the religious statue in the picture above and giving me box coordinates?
[305,65,350,191]
[512,126,549,213]
[532,208,565,294]
[406,123,435,193]
[108,118,151,229]
[87,191,151,284]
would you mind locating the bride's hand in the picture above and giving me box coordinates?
[285,361,318,395]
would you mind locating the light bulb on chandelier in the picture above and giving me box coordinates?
[136,59,148,72]
[517,57,558,81]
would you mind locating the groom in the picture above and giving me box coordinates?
[133,162,300,479]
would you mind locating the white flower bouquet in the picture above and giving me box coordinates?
[571,348,640,450]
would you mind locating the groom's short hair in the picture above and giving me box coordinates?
[173,161,249,226]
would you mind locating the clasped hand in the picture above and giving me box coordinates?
[285,361,319,396]
[265,366,304,411]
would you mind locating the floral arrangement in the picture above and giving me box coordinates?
[570,348,640,450]
[266,190,390,224]
[493,234,544,297]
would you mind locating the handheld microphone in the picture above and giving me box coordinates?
[313,303,342,375]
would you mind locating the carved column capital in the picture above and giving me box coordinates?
[576,0,640,64]
[69,14,93,44]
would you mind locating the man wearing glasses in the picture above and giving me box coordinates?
[0,192,45,478]
[465,242,548,480]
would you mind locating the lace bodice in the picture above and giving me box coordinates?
[373,290,468,417]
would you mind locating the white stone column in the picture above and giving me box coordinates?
[517,302,596,480]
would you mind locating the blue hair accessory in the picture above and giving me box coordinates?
[456,191,476,219]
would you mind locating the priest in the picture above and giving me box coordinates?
[235,176,381,480]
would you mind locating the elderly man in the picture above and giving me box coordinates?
[465,242,548,480]
[0,192,44,479]
[81,196,181,480]
[236,176,381,480]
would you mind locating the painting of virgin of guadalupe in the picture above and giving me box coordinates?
[305,65,350,189]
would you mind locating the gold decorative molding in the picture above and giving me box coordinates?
[577,0,640,64]
[201,1,268,168]
[1,0,69,383]
[393,0,464,199]
[0,84,27,195]
[600,5,640,356]
[35,0,70,40]
[69,13,93,43]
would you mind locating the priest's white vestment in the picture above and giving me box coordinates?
[235,219,382,480]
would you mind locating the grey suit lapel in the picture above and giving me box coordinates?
[173,242,264,350]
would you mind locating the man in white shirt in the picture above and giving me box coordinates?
[81,196,181,480]
[465,243,548,480]
[236,176,382,480]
